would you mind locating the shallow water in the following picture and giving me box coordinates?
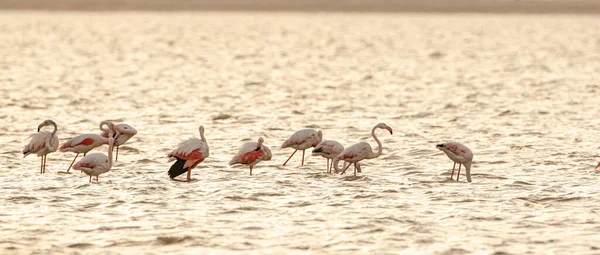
[1,11,600,254]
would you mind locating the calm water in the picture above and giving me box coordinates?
[1,11,600,254]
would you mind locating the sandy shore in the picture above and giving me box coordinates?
[2,0,600,13]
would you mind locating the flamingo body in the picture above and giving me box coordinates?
[167,125,209,181]
[23,119,59,174]
[333,123,393,176]
[60,134,108,154]
[311,140,344,173]
[436,142,473,182]
[281,129,323,166]
[229,137,272,175]
[73,132,116,182]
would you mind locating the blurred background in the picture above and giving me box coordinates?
[2,0,600,13]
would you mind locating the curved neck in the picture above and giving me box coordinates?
[370,126,383,159]
[199,128,206,143]
[333,157,342,172]
[50,121,57,138]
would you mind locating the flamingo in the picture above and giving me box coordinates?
[281,129,322,166]
[229,137,272,175]
[23,119,59,174]
[167,125,209,181]
[73,130,117,182]
[100,122,137,161]
[436,142,473,182]
[59,121,114,172]
[333,123,393,176]
[311,140,344,173]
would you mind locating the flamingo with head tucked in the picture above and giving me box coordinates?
[333,123,393,176]
[100,122,137,161]
[59,121,114,172]
[281,129,322,166]
[229,137,272,175]
[73,130,117,182]
[436,142,473,182]
[23,119,59,174]
[167,125,209,181]
[311,140,344,173]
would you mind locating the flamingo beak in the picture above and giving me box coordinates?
[37,125,42,132]
[386,126,393,135]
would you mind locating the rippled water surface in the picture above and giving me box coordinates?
[1,12,600,254]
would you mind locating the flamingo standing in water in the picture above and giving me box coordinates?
[311,140,344,173]
[23,119,59,174]
[229,137,273,175]
[73,130,117,182]
[333,123,393,176]
[60,121,114,172]
[167,125,209,181]
[281,129,322,166]
[436,142,473,182]
[100,122,137,161]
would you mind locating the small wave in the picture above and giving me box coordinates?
[155,236,193,245]
[67,243,93,248]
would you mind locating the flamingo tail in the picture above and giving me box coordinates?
[168,156,188,179]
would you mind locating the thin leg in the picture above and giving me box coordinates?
[326,159,330,173]
[329,159,334,173]
[66,153,79,172]
[450,162,456,179]
[340,163,352,175]
[89,176,92,182]
[43,155,47,173]
[356,163,362,174]
[301,150,305,165]
[40,156,43,174]
[283,150,297,166]
[250,166,253,176]
[353,163,357,176]
[456,164,462,181]
[96,176,99,182]
[186,169,192,181]
[115,146,119,161]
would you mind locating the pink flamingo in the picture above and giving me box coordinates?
[100,122,137,161]
[60,121,114,172]
[73,130,117,182]
[436,142,473,182]
[167,125,209,181]
[281,129,322,166]
[229,137,273,175]
[23,119,59,174]
[333,123,393,176]
[311,140,344,173]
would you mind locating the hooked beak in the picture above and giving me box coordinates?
[37,124,43,132]
[386,126,393,135]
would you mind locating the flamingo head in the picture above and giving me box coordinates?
[314,130,323,146]
[376,123,393,135]
[262,146,273,160]
[116,124,137,136]
[37,119,54,132]
[256,137,264,151]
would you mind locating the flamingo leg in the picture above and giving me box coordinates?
[96,176,99,182]
[43,155,47,173]
[250,166,253,176]
[356,163,362,175]
[115,146,119,161]
[456,164,462,181]
[283,150,297,166]
[89,176,92,182]
[596,162,600,169]
[40,156,43,174]
[450,162,456,179]
[340,163,352,175]
[326,158,330,173]
[301,150,305,165]
[353,163,357,176]
[186,169,192,181]
[329,159,334,173]
[66,153,79,172]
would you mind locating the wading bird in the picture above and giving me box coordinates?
[333,123,393,176]
[311,140,344,173]
[23,119,59,174]
[229,137,272,175]
[167,125,209,181]
[281,129,322,166]
[436,142,473,182]
[73,130,117,182]
[100,122,137,161]
[59,121,114,172]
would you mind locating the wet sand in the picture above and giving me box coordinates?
[1,11,600,254]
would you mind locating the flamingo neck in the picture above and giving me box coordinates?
[107,138,115,170]
[333,157,342,172]
[50,121,57,138]
[370,126,383,159]
[200,129,206,143]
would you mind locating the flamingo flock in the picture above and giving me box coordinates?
[35,118,594,184]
